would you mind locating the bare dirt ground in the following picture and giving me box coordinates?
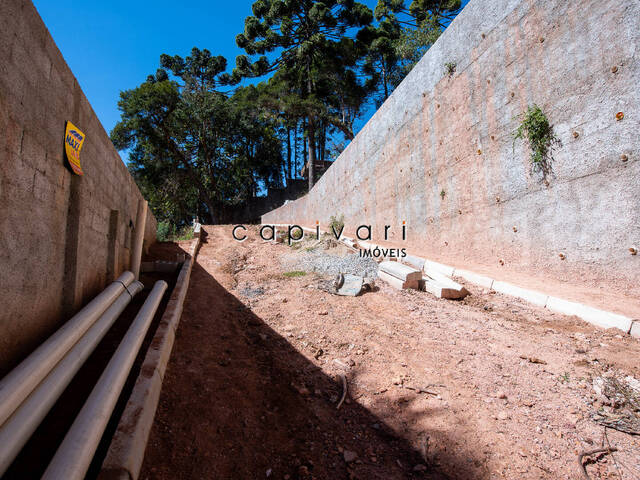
[140,226,640,480]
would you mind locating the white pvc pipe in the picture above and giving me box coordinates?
[0,271,135,428]
[0,281,143,477]
[43,280,168,480]
[131,200,148,280]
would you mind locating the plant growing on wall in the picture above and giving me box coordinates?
[513,104,560,178]
[444,62,456,77]
[329,214,345,234]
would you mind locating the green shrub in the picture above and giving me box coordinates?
[157,221,175,242]
[174,225,195,241]
[283,270,306,278]
[445,62,456,77]
[290,227,303,240]
[157,221,193,242]
[513,104,560,177]
[328,214,344,234]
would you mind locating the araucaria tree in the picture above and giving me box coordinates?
[111,48,283,225]
[234,0,373,189]
[366,0,462,101]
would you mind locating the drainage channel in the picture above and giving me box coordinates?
[2,269,179,480]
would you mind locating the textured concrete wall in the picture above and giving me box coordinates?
[263,0,639,307]
[0,0,157,373]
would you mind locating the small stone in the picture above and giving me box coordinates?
[413,464,427,472]
[497,411,509,420]
[343,450,358,463]
[298,466,309,475]
[496,391,507,399]
[266,468,272,477]
[611,65,618,73]
[294,384,310,396]
[318,311,328,315]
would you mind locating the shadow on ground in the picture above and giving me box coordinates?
[139,230,483,480]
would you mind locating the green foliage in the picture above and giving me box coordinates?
[329,214,345,233]
[173,225,195,241]
[444,61,456,76]
[156,221,194,242]
[115,1,465,225]
[369,0,463,99]
[235,0,374,188]
[283,270,306,278]
[157,220,174,242]
[290,227,303,240]
[440,189,446,199]
[113,47,284,225]
[513,104,560,178]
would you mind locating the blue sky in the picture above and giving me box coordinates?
[33,0,467,163]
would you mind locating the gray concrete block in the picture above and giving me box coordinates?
[454,269,494,289]
[630,321,640,339]
[379,261,422,282]
[421,277,469,299]
[424,260,456,277]
[401,254,426,271]
[378,270,419,290]
[545,296,634,332]
[492,281,548,307]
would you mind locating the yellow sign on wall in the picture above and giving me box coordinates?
[64,121,85,175]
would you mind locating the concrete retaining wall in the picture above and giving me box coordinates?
[263,0,640,310]
[0,0,157,373]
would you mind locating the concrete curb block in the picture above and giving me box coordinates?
[631,321,640,338]
[492,281,549,307]
[545,296,634,332]
[454,269,494,289]
[99,231,202,480]
[424,260,456,277]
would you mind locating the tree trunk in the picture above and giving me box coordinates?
[294,122,299,178]
[383,58,389,99]
[286,126,292,182]
[307,117,316,190]
[302,118,308,175]
[306,61,316,190]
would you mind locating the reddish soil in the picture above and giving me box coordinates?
[140,226,640,480]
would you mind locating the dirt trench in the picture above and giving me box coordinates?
[140,226,640,480]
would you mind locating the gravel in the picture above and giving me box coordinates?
[283,250,379,278]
